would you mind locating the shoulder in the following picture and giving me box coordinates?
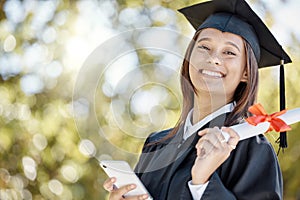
[223,134,280,174]
[243,134,273,148]
[237,134,278,159]
[140,128,175,153]
[145,128,174,144]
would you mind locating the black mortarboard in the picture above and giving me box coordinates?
[178,0,292,150]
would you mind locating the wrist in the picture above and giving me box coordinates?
[191,177,209,185]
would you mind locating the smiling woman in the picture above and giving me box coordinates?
[103,0,291,199]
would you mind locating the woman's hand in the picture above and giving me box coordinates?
[103,177,149,200]
[191,126,239,185]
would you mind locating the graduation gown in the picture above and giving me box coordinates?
[135,113,283,200]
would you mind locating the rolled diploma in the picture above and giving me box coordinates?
[221,108,300,142]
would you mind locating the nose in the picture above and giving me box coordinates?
[207,51,221,65]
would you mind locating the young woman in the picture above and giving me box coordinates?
[103,0,291,199]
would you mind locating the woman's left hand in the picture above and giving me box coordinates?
[191,126,239,185]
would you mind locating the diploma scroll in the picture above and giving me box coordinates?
[221,108,300,142]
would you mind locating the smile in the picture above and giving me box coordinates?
[200,69,225,78]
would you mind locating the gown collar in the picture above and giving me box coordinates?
[183,102,235,140]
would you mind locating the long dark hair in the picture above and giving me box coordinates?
[159,30,259,142]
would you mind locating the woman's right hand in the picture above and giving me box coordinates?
[191,127,239,185]
[103,177,149,200]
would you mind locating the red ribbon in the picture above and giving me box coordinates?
[246,103,291,132]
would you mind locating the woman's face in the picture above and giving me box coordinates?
[189,28,247,100]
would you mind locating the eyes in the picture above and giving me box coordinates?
[198,45,210,50]
[197,44,237,56]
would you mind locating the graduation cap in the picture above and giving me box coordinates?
[178,0,292,150]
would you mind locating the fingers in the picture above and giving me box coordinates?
[104,179,149,200]
[197,127,226,148]
[221,127,239,150]
[124,193,149,200]
[196,127,227,158]
[110,184,149,200]
[195,139,210,158]
[198,128,209,136]
[196,126,239,158]
[111,184,136,197]
[198,127,239,147]
[103,177,116,192]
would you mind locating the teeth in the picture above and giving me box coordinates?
[201,70,223,78]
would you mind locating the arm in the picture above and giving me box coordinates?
[190,127,239,200]
[192,127,239,186]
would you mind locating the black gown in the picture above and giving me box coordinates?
[135,113,283,200]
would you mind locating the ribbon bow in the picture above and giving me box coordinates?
[246,103,291,132]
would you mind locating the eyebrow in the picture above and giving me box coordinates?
[226,41,241,52]
[197,37,241,52]
[197,37,211,43]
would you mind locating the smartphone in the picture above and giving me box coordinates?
[100,160,153,200]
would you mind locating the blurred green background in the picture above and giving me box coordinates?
[0,0,299,199]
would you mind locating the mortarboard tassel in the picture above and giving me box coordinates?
[277,59,287,154]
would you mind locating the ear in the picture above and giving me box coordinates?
[240,69,248,82]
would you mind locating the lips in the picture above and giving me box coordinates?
[200,69,225,78]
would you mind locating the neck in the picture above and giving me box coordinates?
[192,91,231,124]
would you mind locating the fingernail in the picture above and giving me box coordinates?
[143,194,148,198]
[130,184,136,189]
